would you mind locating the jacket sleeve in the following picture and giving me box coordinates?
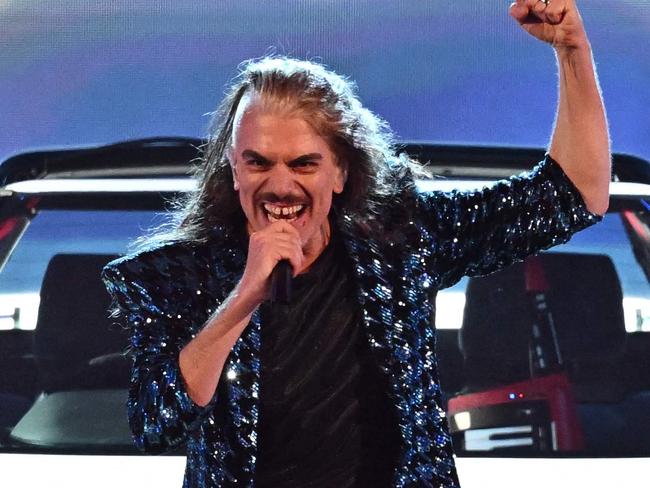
[101,256,220,453]
[416,154,604,289]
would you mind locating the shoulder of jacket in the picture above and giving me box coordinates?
[103,241,201,278]
[102,225,245,287]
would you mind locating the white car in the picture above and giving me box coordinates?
[1,138,648,487]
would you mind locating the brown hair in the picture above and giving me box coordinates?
[141,56,413,247]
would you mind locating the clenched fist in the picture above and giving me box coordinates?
[238,220,305,305]
[509,0,590,51]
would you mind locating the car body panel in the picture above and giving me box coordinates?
[0,455,645,487]
[1,139,649,485]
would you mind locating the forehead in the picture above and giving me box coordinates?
[231,93,332,158]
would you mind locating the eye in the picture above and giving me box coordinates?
[246,159,269,168]
[291,160,318,170]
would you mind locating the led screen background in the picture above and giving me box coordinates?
[1,0,649,162]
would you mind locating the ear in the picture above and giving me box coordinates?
[333,163,347,194]
[226,147,239,191]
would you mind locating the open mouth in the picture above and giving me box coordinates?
[263,203,308,223]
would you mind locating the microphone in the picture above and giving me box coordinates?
[270,259,292,304]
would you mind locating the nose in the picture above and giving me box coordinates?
[265,164,301,200]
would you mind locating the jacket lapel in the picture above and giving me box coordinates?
[205,226,261,484]
[337,213,396,374]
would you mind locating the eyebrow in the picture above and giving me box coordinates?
[240,149,323,164]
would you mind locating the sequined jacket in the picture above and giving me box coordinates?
[102,156,601,488]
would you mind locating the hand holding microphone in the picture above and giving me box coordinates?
[237,220,303,307]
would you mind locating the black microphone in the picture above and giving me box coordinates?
[270,259,292,304]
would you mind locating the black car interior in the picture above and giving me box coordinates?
[0,250,648,455]
[0,141,648,456]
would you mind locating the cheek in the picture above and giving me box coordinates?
[237,187,257,216]
[311,190,334,219]
[236,177,258,204]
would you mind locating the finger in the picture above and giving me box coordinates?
[533,0,550,22]
[266,220,302,241]
[258,228,303,256]
[545,2,566,25]
[271,241,304,275]
[524,0,546,10]
[509,1,530,23]
[511,0,544,24]
[248,237,302,274]
[522,0,549,23]
[287,249,304,277]
[250,231,300,256]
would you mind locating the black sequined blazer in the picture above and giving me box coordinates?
[102,156,601,487]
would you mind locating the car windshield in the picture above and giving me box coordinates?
[0,185,648,458]
[0,208,167,454]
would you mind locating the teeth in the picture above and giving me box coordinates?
[263,203,281,215]
[263,203,305,219]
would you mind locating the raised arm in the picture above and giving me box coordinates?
[510,0,611,215]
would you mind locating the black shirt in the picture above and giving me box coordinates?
[254,229,401,487]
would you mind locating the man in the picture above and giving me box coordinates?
[102,1,610,486]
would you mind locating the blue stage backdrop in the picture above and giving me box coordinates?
[1,0,649,162]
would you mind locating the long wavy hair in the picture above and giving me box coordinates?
[143,56,416,247]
